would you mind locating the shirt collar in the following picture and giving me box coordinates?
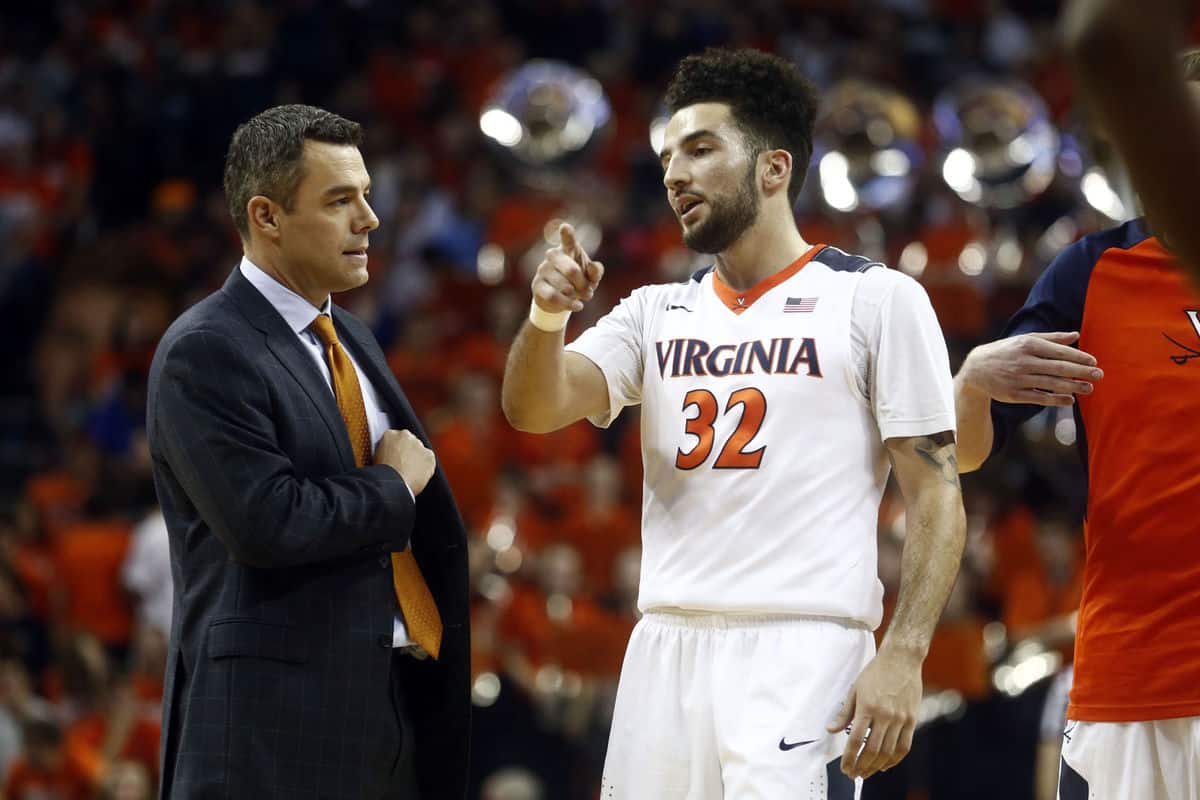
[239,256,332,334]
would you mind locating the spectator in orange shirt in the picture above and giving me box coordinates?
[497,543,629,799]
[499,543,630,703]
[51,514,134,656]
[53,633,160,791]
[922,570,991,703]
[386,307,453,418]
[9,498,61,628]
[431,371,507,529]
[558,455,640,595]
[476,470,556,560]
[22,468,90,542]
[4,717,92,800]
[456,289,526,382]
[63,682,161,793]
[1002,512,1082,653]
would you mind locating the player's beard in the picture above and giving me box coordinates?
[681,162,760,255]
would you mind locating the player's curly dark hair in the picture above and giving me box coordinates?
[664,48,819,207]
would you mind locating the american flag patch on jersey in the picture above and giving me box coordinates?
[783,296,818,313]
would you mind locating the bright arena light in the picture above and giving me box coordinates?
[942,148,979,194]
[898,241,928,277]
[480,108,524,147]
[494,546,523,574]
[472,672,501,707]
[477,244,506,285]
[994,651,1062,697]
[823,181,858,212]
[1082,168,1127,221]
[1006,134,1035,166]
[820,150,850,181]
[996,238,1023,275]
[485,518,516,551]
[819,151,859,212]
[958,242,987,276]
[560,116,594,149]
[870,148,912,177]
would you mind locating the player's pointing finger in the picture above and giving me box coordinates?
[559,223,588,264]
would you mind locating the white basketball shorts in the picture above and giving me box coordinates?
[1058,716,1200,800]
[600,611,875,800]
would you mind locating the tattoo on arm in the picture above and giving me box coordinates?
[912,432,960,488]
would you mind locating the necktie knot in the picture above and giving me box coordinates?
[309,314,339,347]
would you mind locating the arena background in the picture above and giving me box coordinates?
[0,1,1113,798]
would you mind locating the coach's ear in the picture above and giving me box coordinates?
[247,195,282,243]
[761,148,793,198]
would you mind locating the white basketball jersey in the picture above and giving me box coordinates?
[566,245,955,629]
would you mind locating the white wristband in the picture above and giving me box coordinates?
[529,300,571,332]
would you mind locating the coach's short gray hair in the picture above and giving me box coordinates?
[223,104,362,240]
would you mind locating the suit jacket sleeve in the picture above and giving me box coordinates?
[152,328,416,568]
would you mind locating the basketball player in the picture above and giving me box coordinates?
[1064,0,1200,276]
[501,48,966,798]
[953,55,1200,790]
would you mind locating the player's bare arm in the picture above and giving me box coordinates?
[828,431,966,779]
[501,223,609,433]
[1064,0,1200,278]
[953,332,1102,472]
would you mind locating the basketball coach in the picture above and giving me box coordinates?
[146,104,470,799]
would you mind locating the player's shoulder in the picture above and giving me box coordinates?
[811,244,907,292]
[1051,218,1154,275]
[811,244,886,275]
[1076,217,1153,255]
[809,245,926,307]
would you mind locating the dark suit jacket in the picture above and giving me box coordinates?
[147,267,470,800]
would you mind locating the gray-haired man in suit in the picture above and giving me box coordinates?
[147,105,470,799]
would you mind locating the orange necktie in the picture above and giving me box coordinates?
[310,314,443,659]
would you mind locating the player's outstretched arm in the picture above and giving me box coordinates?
[501,223,610,434]
[1064,0,1200,279]
[828,431,966,780]
[953,332,1102,472]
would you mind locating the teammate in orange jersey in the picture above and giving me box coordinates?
[502,48,966,798]
[1064,0,1200,280]
[954,217,1200,796]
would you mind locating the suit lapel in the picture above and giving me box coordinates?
[221,268,356,471]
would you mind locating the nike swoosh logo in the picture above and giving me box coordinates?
[778,738,817,751]
[665,304,694,312]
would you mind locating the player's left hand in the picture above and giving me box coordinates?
[826,644,923,779]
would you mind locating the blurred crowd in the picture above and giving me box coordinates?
[0,1,1111,798]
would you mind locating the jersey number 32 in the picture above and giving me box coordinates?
[675,387,766,470]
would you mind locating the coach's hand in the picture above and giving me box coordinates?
[375,430,436,496]
[959,332,1103,406]
[532,223,605,313]
[827,644,922,779]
